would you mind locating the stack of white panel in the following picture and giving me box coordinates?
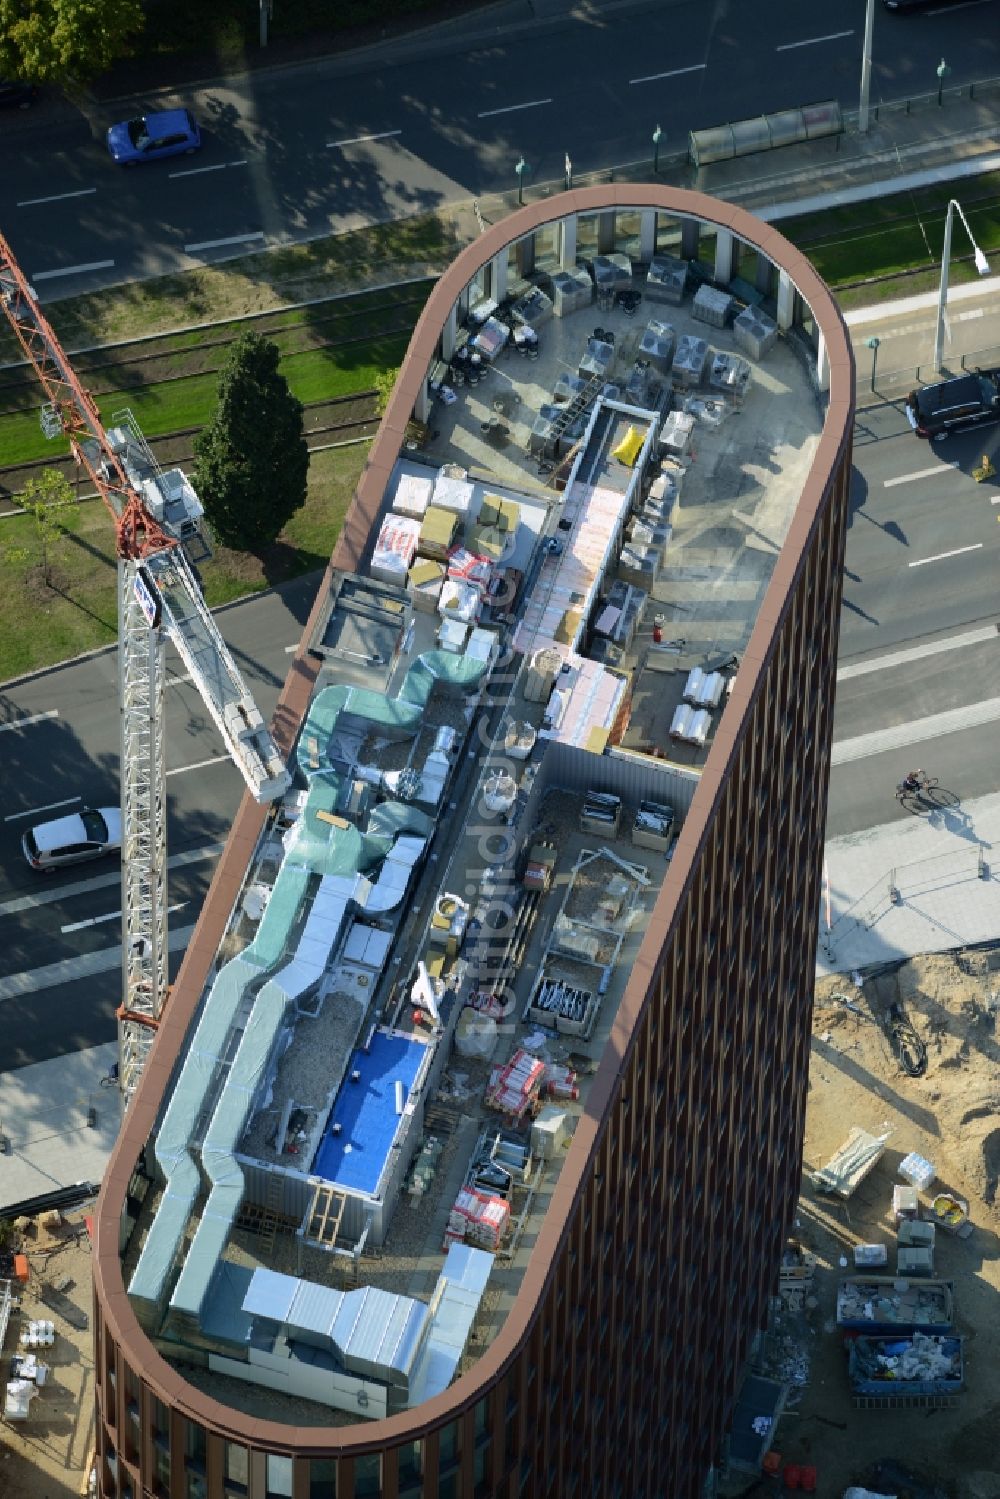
[669,704,711,745]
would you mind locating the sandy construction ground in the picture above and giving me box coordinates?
[0,1214,95,1499]
[730,948,1000,1499]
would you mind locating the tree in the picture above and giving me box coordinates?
[0,0,144,87]
[21,468,73,586]
[193,332,309,552]
[374,366,399,418]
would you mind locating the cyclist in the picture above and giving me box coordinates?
[902,768,927,793]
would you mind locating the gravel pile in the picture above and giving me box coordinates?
[240,989,367,1163]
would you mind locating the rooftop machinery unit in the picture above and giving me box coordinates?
[0,231,292,1107]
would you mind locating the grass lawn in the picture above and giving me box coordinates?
[780,179,1000,292]
[0,445,367,683]
[0,332,408,469]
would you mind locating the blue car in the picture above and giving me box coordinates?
[106,108,201,165]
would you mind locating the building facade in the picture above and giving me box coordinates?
[92,184,854,1499]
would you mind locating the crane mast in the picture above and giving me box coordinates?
[0,231,291,1105]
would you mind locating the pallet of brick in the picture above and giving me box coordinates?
[485,1048,546,1120]
[734,304,778,361]
[692,284,733,328]
[645,253,688,305]
[449,1186,511,1250]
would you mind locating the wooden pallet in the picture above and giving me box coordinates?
[425,1099,465,1136]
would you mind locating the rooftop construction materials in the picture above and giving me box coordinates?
[645,254,688,305]
[848,1333,964,1399]
[836,1276,954,1332]
[632,799,675,852]
[812,1127,889,1198]
[734,304,778,361]
[692,284,734,328]
[673,334,710,387]
[485,1049,546,1121]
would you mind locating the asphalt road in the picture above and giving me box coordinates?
[828,393,1000,836]
[1,0,997,294]
[0,574,317,1069]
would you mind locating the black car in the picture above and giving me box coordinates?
[0,79,38,109]
[906,368,1000,440]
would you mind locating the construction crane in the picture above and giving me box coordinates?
[0,231,291,1105]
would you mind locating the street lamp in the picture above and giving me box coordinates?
[515,156,526,205]
[933,198,990,371]
[652,124,662,175]
[936,58,951,106]
[859,0,876,134]
[865,336,880,393]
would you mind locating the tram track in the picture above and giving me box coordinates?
[0,391,380,511]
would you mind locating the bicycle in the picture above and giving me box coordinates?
[99,1064,120,1089]
[895,774,939,803]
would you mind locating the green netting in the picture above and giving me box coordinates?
[340,687,421,734]
[247,864,311,967]
[368,801,435,839]
[296,685,349,780]
[417,650,488,691]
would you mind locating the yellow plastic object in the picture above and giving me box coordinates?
[972,454,995,482]
[612,425,644,468]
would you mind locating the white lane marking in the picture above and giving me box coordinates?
[837,626,997,681]
[17,187,98,208]
[883,462,958,488]
[166,672,193,687]
[31,260,114,281]
[4,796,82,823]
[0,709,59,734]
[832,695,1000,764]
[228,159,248,167]
[284,643,299,653]
[776,29,853,50]
[170,163,227,178]
[476,99,553,119]
[61,900,187,935]
[0,843,223,921]
[184,232,264,252]
[165,755,230,777]
[326,130,401,148]
[0,924,196,1003]
[908,543,983,568]
[629,64,706,85]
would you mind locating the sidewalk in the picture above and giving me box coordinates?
[819,791,1000,978]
